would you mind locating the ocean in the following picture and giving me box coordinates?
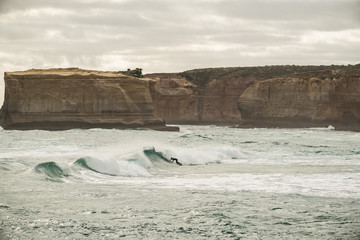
[0,125,359,239]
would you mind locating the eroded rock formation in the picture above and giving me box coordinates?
[2,65,359,131]
[148,65,360,131]
[146,69,259,124]
[0,68,177,131]
[238,65,360,131]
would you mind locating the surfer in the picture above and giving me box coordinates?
[170,157,182,166]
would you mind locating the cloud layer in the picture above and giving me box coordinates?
[1,0,360,102]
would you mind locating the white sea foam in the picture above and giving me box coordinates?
[81,156,151,177]
[2,125,360,240]
[0,145,81,158]
[156,145,244,165]
[309,125,335,131]
[148,173,360,198]
[70,144,244,177]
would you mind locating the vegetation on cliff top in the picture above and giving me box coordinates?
[178,64,360,87]
[118,68,143,78]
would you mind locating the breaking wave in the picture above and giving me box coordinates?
[35,161,70,182]
[74,157,151,177]
[34,145,244,180]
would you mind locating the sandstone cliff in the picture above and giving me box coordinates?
[147,65,355,125]
[3,65,358,131]
[0,68,176,131]
[147,68,259,124]
[238,65,360,131]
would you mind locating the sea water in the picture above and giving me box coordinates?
[0,125,359,239]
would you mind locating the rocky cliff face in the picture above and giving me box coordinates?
[0,68,176,131]
[3,65,358,131]
[147,69,259,124]
[238,65,360,131]
[147,64,360,131]
[145,73,199,124]
[147,65,352,125]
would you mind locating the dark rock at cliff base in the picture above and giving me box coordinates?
[0,68,178,131]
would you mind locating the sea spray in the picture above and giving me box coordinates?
[155,145,245,165]
[74,156,151,177]
[34,145,245,180]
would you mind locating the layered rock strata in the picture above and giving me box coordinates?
[146,69,258,124]
[148,65,360,131]
[2,65,359,131]
[147,66,350,125]
[238,65,360,131]
[0,68,177,131]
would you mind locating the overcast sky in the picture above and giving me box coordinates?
[1,0,360,102]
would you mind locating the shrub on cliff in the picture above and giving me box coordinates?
[119,68,143,78]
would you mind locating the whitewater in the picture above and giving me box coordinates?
[0,125,359,239]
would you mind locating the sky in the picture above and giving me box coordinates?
[0,0,360,103]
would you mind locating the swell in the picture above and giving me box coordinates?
[34,145,243,181]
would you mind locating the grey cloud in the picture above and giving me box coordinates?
[213,0,359,21]
[0,0,359,78]
[207,0,360,38]
[209,31,299,46]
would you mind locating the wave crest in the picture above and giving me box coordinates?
[35,161,69,182]
[34,145,244,180]
[74,156,151,177]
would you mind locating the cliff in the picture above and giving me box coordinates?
[147,65,358,126]
[238,65,360,131]
[3,65,359,131]
[147,68,259,124]
[0,68,177,131]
